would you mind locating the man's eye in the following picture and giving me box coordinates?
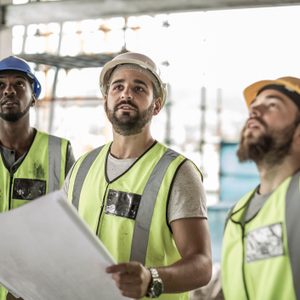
[268,102,277,108]
[135,86,144,93]
[16,81,25,87]
[113,85,123,91]
[0,82,5,89]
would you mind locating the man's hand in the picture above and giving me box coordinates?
[106,261,151,299]
[7,293,24,300]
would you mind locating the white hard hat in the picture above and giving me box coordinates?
[99,52,167,105]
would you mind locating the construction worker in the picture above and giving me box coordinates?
[0,55,75,300]
[65,52,212,299]
[221,77,300,300]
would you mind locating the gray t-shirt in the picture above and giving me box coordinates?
[63,152,207,223]
[244,190,271,222]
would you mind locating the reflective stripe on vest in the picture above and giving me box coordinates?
[48,135,62,192]
[72,146,104,209]
[71,146,179,265]
[286,170,300,299]
[130,148,180,264]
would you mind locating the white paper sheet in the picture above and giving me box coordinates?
[0,190,126,300]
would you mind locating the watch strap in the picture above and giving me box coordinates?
[146,267,164,298]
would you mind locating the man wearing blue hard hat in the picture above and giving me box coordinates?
[0,56,75,300]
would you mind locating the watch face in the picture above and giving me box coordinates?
[151,279,163,297]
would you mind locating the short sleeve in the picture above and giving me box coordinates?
[168,160,207,223]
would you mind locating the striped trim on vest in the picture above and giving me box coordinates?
[72,146,104,209]
[286,170,300,299]
[48,135,62,192]
[130,148,180,264]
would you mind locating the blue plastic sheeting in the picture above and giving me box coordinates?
[208,203,232,262]
[208,142,259,262]
[220,176,259,203]
[220,142,259,203]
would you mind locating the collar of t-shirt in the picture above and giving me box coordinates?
[107,152,137,182]
[0,145,27,172]
[244,190,271,222]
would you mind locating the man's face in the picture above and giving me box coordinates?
[0,71,34,122]
[237,89,300,164]
[104,67,159,136]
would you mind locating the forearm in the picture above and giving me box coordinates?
[156,252,212,293]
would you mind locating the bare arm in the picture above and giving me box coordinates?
[160,217,212,292]
[106,217,212,298]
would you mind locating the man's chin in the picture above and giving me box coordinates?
[117,111,137,118]
[242,130,264,146]
[0,114,20,122]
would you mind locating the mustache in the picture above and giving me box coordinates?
[1,96,19,106]
[115,100,138,110]
[247,116,268,129]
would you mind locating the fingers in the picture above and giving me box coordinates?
[106,261,142,274]
[106,262,151,299]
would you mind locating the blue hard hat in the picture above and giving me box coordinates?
[0,56,41,98]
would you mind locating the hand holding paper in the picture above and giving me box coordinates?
[0,190,126,300]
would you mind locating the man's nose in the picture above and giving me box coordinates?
[121,87,133,99]
[4,84,16,96]
[249,103,265,118]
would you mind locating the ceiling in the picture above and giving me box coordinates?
[2,0,300,69]
[2,0,300,26]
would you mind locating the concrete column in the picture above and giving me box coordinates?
[0,1,13,58]
[0,26,12,57]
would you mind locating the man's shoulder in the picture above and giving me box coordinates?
[75,143,108,164]
[39,131,70,143]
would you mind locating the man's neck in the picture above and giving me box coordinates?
[110,132,155,159]
[0,121,35,157]
[257,159,300,195]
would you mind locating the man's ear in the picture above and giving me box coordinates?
[293,123,300,147]
[31,95,36,107]
[104,95,108,105]
[153,98,162,115]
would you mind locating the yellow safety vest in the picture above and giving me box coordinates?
[222,172,300,300]
[68,142,200,300]
[0,130,70,300]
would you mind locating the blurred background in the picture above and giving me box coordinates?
[1,0,300,264]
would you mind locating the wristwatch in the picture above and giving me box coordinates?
[146,267,164,298]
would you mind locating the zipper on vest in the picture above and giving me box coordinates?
[8,172,13,210]
[96,184,109,236]
[241,224,250,300]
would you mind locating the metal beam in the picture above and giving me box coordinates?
[3,0,300,26]
[18,53,116,69]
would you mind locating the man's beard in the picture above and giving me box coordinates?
[105,100,155,136]
[237,117,298,165]
[0,101,32,122]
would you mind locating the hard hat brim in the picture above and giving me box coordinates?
[0,66,41,99]
[244,78,300,107]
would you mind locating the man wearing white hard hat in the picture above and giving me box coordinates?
[0,56,75,300]
[222,77,300,300]
[65,52,212,299]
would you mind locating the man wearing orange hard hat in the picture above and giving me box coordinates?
[222,76,300,300]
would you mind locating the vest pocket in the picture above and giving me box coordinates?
[246,222,284,262]
[106,189,141,220]
[12,178,46,200]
